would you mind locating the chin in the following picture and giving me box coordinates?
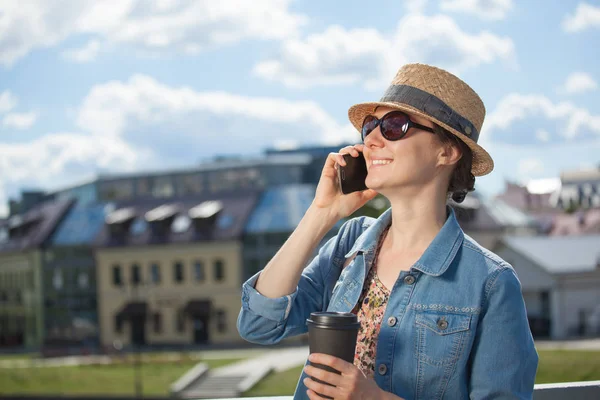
[365,176,384,191]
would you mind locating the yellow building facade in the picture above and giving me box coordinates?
[96,240,244,348]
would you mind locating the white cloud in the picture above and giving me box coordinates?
[253,25,389,89]
[535,129,550,143]
[440,0,513,21]
[0,74,359,215]
[254,14,516,89]
[405,0,429,13]
[559,71,598,95]
[518,158,544,177]
[0,132,143,217]
[0,0,307,67]
[76,74,357,146]
[484,93,600,142]
[2,112,38,129]
[0,91,18,113]
[562,2,600,33]
[61,40,102,63]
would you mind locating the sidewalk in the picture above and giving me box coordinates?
[0,347,271,368]
[535,338,600,350]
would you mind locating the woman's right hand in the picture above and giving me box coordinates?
[311,144,378,220]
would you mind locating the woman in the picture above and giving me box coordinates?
[237,63,538,399]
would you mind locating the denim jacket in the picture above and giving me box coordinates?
[237,207,538,399]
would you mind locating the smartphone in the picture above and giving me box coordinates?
[338,153,368,194]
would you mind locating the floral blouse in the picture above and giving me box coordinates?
[352,226,391,378]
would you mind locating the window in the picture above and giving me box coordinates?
[217,214,235,230]
[15,290,22,305]
[112,265,122,286]
[150,263,161,284]
[115,315,123,333]
[194,261,205,282]
[173,261,184,283]
[178,174,203,195]
[100,180,134,201]
[216,310,227,333]
[176,309,185,333]
[53,269,63,290]
[172,215,191,233]
[152,176,175,198]
[214,259,225,282]
[78,271,89,289]
[130,218,147,236]
[136,177,152,197]
[131,264,141,285]
[153,312,162,333]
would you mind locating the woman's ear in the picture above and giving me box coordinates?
[437,142,463,168]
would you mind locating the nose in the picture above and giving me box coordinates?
[364,124,385,149]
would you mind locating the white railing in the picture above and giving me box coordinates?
[200,380,600,400]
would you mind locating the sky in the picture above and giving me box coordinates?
[0,0,599,217]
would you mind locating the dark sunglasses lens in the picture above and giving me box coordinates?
[362,115,378,139]
[381,112,409,140]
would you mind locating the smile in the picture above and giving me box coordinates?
[371,159,392,166]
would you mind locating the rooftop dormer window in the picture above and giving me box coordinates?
[189,200,223,235]
[105,207,136,239]
[145,204,179,239]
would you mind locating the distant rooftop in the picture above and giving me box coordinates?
[502,235,600,274]
[245,184,316,234]
[95,153,313,181]
[0,197,74,252]
[50,203,108,246]
[561,167,600,183]
[94,190,260,247]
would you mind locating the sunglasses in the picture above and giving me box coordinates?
[362,110,435,142]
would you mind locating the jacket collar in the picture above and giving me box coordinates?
[344,206,464,277]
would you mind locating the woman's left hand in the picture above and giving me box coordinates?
[303,353,389,399]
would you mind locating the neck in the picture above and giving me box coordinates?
[383,184,448,253]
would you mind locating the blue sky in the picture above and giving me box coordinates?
[1,0,599,216]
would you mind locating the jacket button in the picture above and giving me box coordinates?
[378,364,387,375]
[387,316,397,327]
[404,275,415,285]
[437,319,448,330]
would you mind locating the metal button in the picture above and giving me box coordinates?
[437,319,448,330]
[465,125,472,136]
[378,363,387,375]
[387,316,397,327]
[404,275,415,285]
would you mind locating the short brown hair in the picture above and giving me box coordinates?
[433,124,475,203]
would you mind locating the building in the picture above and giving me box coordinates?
[552,168,600,211]
[242,183,342,282]
[495,235,600,339]
[42,203,108,349]
[94,191,260,348]
[495,179,560,215]
[0,197,73,349]
[50,153,314,208]
[450,192,539,250]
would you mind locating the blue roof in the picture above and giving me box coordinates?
[245,184,317,234]
[50,203,107,246]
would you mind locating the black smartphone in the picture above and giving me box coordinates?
[338,153,368,194]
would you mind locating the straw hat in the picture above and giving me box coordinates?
[348,63,493,176]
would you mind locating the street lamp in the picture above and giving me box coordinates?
[131,270,143,399]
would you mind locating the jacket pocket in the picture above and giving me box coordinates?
[415,310,472,367]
